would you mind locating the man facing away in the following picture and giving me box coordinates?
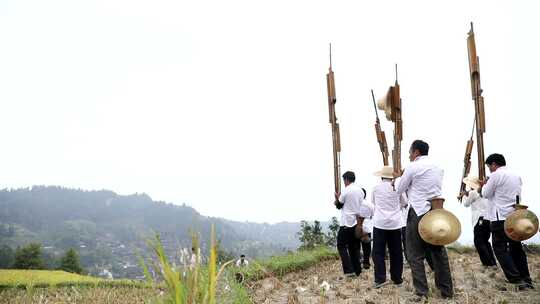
[334,171,372,277]
[461,175,497,268]
[371,165,407,289]
[395,140,453,301]
[480,153,533,290]
[360,189,373,270]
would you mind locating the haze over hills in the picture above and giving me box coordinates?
[0,186,301,278]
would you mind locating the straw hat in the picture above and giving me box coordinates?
[374,166,394,179]
[462,175,481,190]
[504,207,539,241]
[418,209,462,246]
[377,95,392,121]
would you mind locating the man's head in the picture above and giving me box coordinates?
[342,171,355,186]
[409,139,429,161]
[485,153,506,173]
[240,254,245,259]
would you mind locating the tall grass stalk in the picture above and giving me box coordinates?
[142,224,234,304]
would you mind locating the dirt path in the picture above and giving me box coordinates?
[250,252,540,304]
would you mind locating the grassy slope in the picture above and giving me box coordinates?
[0,269,147,289]
[0,248,338,303]
[224,247,338,303]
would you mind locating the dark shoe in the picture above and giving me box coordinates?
[441,294,453,299]
[524,283,535,290]
[392,279,403,286]
[373,281,389,289]
[411,294,428,302]
[518,283,529,291]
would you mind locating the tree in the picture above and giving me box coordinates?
[13,243,45,269]
[297,221,325,250]
[325,217,340,246]
[297,221,313,249]
[58,248,84,274]
[215,239,235,264]
[311,221,325,247]
[0,245,15,268]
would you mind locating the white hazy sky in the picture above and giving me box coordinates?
[1,0,538,244]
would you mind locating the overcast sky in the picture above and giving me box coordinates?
[0,0,538,244]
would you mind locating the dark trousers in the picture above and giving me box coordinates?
[401,226,408,262]
[403,225,434,270]
[373,227,403,284]
[361,233,372,265]
[407,208,453,297]
[491,220,531,284]
[337,225,362,275]
[473,218,497,266]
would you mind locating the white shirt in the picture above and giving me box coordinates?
[236,258,249,267]
[372,180,408,230]
[362,201,375,233]
[463,190,489,227]
[400,204,410,228]
[481,166,522,221]
[396,155,444,217]
[338,183,372,227]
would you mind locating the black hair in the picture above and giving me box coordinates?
[410,139,429,156]
[342,171,356,183]
[485,153,506,166]
[240,254,245,258]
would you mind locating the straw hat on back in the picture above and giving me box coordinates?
[419,209,462,245]
[374,166,394,179]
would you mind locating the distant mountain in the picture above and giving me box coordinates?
[0,186,301,278]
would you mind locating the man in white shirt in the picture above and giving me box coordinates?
[371,166,407,288]
[360,188,373,269]
[461,175,497,267]
[395,140,453,300]
[334,171,372,277]
[480,153,532,289]
[235,254,249,267]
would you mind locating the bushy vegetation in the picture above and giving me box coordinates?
[297,217,340,249]
[12,243,44,270]
[58,248,84,274]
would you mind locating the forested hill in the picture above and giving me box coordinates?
[0,186,300,278]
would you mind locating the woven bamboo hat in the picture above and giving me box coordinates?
[418,209,462,246]
[504,208,539,241]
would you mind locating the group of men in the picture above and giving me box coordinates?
[334,139,533,301]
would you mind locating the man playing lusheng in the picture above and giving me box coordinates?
[334,171,372,277]
[371,165,407,288]
[461,175,497,268]
[480,153,533,290]
[395,140,453,301]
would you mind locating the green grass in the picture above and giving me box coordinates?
[0,269,148,289]
[236,246,338,283]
